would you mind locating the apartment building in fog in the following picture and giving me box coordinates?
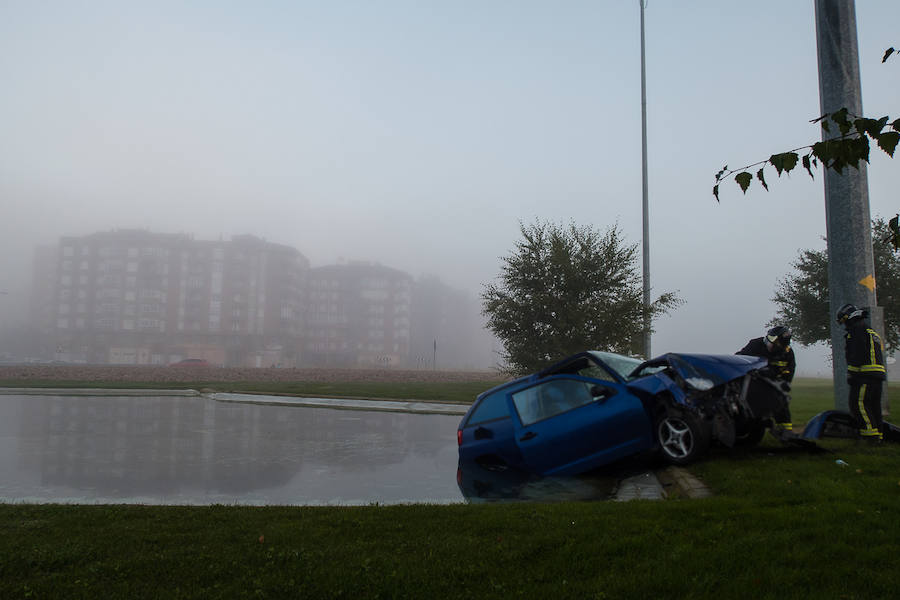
[30,230,495,369]
[305,262,412,368]
[45,230,309,366]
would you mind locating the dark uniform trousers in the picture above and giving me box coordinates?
[849,377,884,440]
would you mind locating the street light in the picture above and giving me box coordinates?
[639,0,651,358]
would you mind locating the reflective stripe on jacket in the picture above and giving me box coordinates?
[845,321,886,380]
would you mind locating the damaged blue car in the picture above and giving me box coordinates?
[457,350,791,477]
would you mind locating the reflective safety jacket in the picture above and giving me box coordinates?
[737,337,796,382]
[844,318,886,380]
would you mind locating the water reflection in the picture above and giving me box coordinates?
[456,453,659,503]
[0,394,463,505]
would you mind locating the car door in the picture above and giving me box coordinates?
[507,376,653,476]
[458,384,526,472]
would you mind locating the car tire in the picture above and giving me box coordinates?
[656,411,710,466]
[735,420,767,447]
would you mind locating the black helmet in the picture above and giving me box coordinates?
[766,325,791,346]
[836,303,863,324]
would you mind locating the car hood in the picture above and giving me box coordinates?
[628,352,767,393]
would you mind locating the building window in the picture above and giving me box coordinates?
[138,318,162,331]
[139,304,161,315]
[96,318,116,330]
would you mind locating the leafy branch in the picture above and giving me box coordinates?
[714,46,900,249]
[713,108,900,201]
[713,109,900,249]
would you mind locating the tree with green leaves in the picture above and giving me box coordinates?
[481,220,681,374]
[771,217,899,352]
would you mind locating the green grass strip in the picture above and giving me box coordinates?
[2,438,899,600]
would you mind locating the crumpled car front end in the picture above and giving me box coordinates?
[626,353,785,449]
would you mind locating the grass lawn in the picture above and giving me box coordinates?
[788,377,840,425]
[1,377,898,599]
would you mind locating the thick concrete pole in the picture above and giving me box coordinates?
[814,0,880,410]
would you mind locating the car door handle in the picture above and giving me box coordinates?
[519,431,537,441]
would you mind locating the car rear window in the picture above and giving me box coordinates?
[465,389,510,426]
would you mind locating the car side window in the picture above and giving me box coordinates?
[512,379,595,426]
[577,365,616,382]
[466,390,511,426]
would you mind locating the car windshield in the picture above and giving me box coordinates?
[587,351,643,381]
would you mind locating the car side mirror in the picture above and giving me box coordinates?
[590,386,616,403]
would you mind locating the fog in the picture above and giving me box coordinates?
[2,1,899,373]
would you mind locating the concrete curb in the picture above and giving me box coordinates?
[656,466,713,499]
[0,387,200,396]
[614,471,666,501]
[0,388,468,415]
[209,392,469,415]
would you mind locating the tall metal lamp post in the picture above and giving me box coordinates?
[639,0,651,358]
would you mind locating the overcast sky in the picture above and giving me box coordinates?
[2,1,898,374]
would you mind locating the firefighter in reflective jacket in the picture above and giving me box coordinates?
[737,325,796,434]
[836,303,887,442]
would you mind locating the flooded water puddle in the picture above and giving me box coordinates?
[0,394,631,505]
